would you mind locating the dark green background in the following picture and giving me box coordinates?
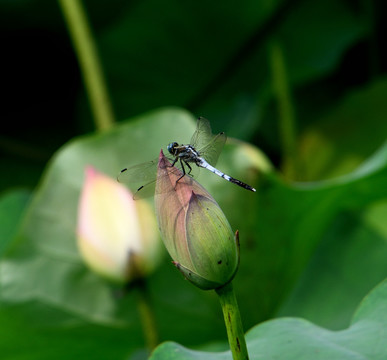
[2,0,386,191]
[1,1,387,359]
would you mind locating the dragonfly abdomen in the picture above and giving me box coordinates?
[199,159,256,192]
[227,177,256,192]
[199,160,227,178]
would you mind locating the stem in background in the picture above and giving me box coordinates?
[215,282,249,360]
[58,0,115,131]
[133,279,159,352]
[269,40,297,179]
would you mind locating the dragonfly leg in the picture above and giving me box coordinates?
[175,158,187,186]
[186,162,193,175]
[171,157,178,167]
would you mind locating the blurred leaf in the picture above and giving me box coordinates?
[150,278,387,359]
[97,0,283,124]
[278,200,387,329]
[277,0,369,86]
[0,0,126,30]
[0,108,196,324]
[296,78,387,181]
[0,0,60,29]
[1,107,387,357]
[0,0,371,162]
[0,189,30,256]
[0,302,139,360]
[194,0,368,137]
[212,141,387,330]
[0,108,230,357]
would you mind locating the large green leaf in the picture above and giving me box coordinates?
[278,201,387,329]
[296,78,387,181]
[0,189,31,256]
[0,302,136,360]
[1,107,387,358]
[150,278,387,359]
[212,140,387,330]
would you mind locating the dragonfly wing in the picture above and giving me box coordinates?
[134,166,197,199]
[196,131,226,166]
[132,159,197,199]
[132,180,157,199]
[117,158,159,185]
[118,156,196,199]
[190,117,214,151]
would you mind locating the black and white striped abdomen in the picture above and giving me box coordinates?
[197,158,256,192]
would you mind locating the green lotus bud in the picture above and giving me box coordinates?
[154,151,239,290]
[77,166,162,283]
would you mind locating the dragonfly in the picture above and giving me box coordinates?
[118,117,256,198]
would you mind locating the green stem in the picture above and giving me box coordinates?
[269,39,297,179]
[215,282,249,360]
[58,0,115,131]
[134,279,159,352]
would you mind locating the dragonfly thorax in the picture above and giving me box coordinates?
[168,142,201,164]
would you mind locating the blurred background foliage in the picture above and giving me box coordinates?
[1,0,387,359]
[2,0,386,189]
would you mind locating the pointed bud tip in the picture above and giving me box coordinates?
[235,230,240,244]
[85,165,97,178]
[158,149,170,170]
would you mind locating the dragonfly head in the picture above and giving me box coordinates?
[167,142,178,155]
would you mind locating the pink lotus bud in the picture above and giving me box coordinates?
[77,166,162,283]
[154,151,239,290]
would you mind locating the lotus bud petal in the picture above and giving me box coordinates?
[77,166,162,283]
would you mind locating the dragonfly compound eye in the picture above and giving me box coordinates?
[167,142,178,154]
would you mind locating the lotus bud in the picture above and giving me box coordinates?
[154,151,239,290]
[77,166,162,283]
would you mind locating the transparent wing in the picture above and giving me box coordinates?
[190,117,226,166]
[196,132,226,167]
[133,180,157,199]
[190,117,214,151]
[118,156,200,199]
[131,163,199,200]
[117,159,159,185]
